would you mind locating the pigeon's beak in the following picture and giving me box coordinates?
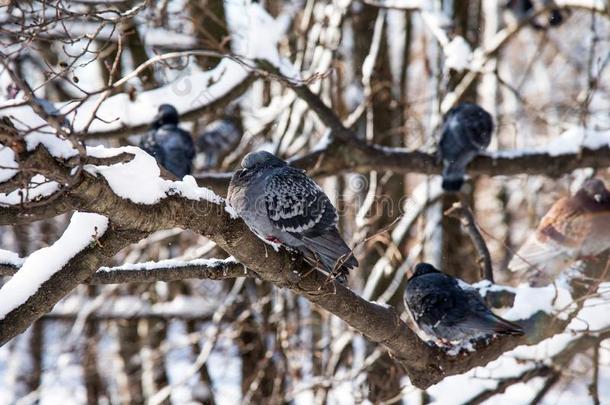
[594,194,603,203]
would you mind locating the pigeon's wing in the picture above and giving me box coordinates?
[178,128,196,160]
[508,197,585,280]
[139,133,165,162]
[264,167,337,234]
[265,168,357,272]
[459,289,523,335]
[155,127,194,178]
[406,275,461,326]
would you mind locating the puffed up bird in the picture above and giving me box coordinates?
[504,0,567,31]
[508,179,610,287]
[404,263,524,344]
[227,151,358,282]
[140,104,195,179]
[438,103,494,192]
[196,117,242,168]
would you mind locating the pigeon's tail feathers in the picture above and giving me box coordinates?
[462,312,524,336]
[488,313,524,336]
[301,228,358,277]
[441,163,466,192]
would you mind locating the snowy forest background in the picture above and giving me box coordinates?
[1,0,610,404]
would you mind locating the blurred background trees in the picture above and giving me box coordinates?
[0,0,609,403]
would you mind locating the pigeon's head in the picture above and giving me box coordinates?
[581,179,610,204]
[241,151,286,170]
[412,262,441,278]
[445,103,494,149]
[153,104,179,129]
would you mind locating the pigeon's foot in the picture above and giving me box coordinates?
[266,235,282,244]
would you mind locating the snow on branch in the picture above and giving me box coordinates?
[91,257,248,284]
[0,225,147,346]
[0,256,250,284]
[0,212,108,320]
[0,3,291,140]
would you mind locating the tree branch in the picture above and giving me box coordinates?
[445,199,494,282]
[0,257,250,283]
[0,227,148,346]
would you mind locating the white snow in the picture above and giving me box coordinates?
[0,250,23,268]
[84,145,223,205]
[0,174,59,205]
[0,99,78,159]
[24,133,78,159]
[97,257,239,273]
[546,127,610,156]
[492,127,610,159]
[0,212,108,320]
[444,36,472,72]
[0,147,17,183]
[503,283,573,321]
[566,282,610,332]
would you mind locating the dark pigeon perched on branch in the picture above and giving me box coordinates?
[404,263,523,345]
[227,151,358,282]
[509,179,610,287]
[140,104,195,179]
[196,117,242,168]
[438,102,494,192]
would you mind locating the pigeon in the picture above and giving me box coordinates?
[227,151,358,281]
[404,263,524,344]
[139,104,195,179]
[504,0,567,30]
[196,117,242,168]
[438,103,493,192]
[508,179,610,287]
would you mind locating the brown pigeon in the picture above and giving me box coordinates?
[509,179,610,286]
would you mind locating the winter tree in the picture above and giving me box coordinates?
[1,0,610,403]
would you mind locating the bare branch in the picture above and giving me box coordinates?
[445,199,494,282]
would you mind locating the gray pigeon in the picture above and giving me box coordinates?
[404,263,523,344]
[227,151,358,281]
[140,104,195,179]
[438,103,493,191]
[196,117,242,168]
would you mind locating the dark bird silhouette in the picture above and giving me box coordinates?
[438,103,493,192]
[404,263,524,344]
[196,117,242,168]
[140,104,195,178]
[227,151,358,282]
[504,0,567,30]
[509,179,610,286]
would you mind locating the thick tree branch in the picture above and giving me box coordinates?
[2,142,610,387]
[196,142,610,195]
[0,227,148,346]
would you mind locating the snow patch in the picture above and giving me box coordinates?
[0,147,17,183]
[0,249,23,268]
[97,257,238,273]
[0,174,59,205]
[85,145,223,206]
[0,212,108,320]
[503,283,573,321]
[25,133,78,159]
[444,36,472,72]
[492,127,610,159]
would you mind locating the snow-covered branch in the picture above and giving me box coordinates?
[0,213,146,346]
[0,256,250,283]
